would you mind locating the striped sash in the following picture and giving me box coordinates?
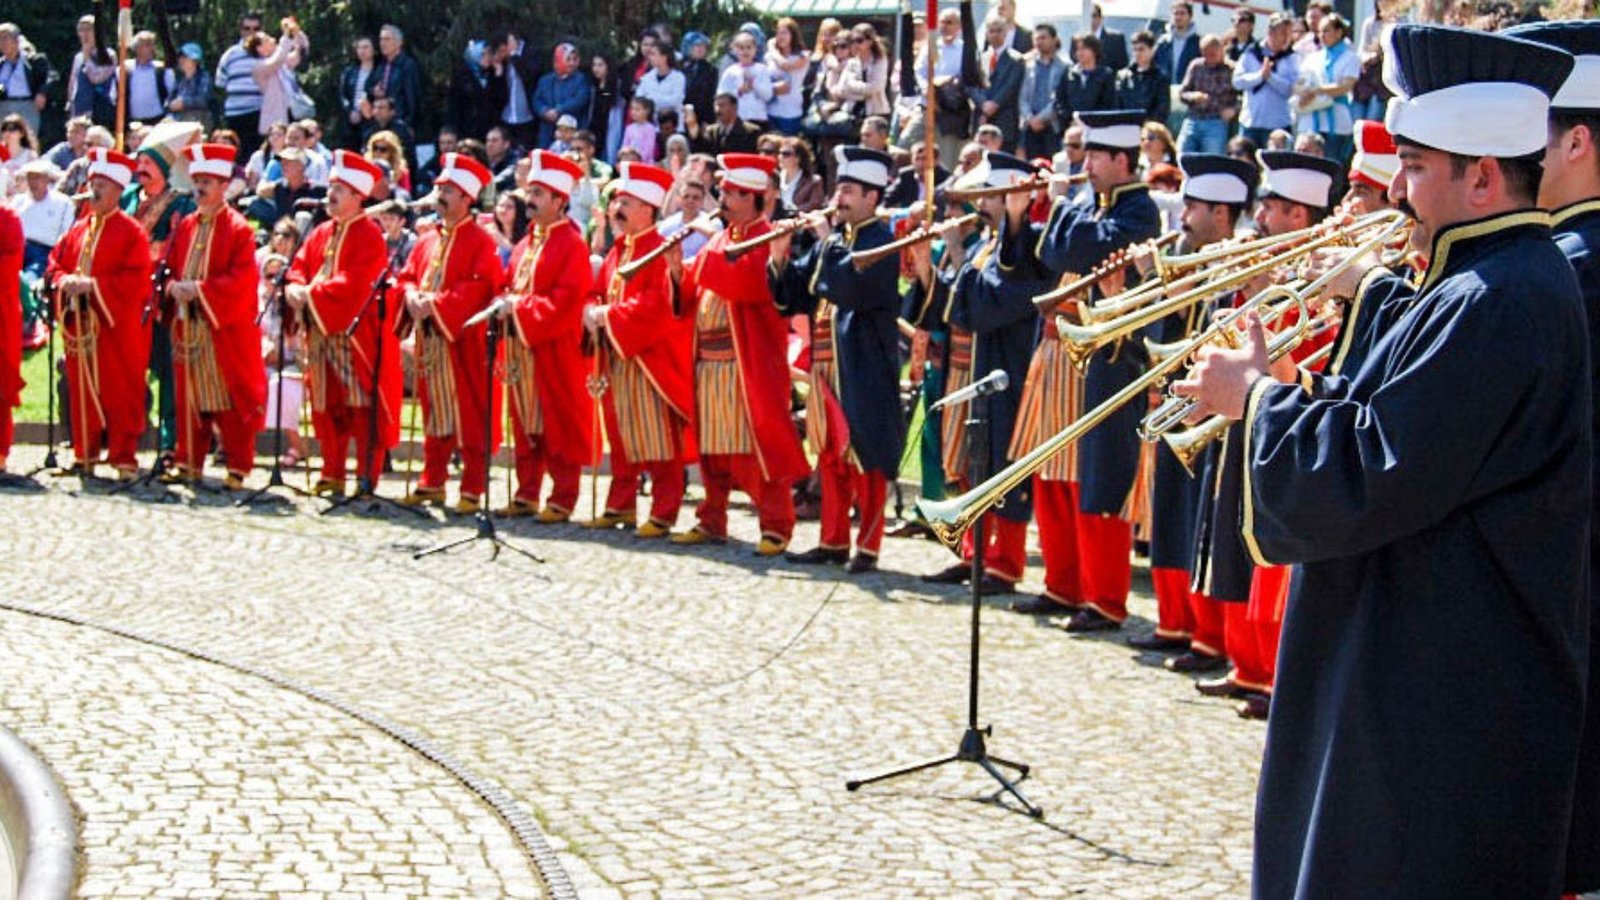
[176,315,231,413]
[610,354,680,462]
[1007,319,1081,482]
[939,328,974,481]
[695,292,751,455]
[503,337,543,435]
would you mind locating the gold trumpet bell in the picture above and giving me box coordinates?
[1161,415,1231,476]
[1143,336,1189,366]
[915,495,972,549]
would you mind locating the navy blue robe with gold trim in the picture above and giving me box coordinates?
[1244,211,1591,898]
[1555,197,1600,894]
[944,216,1045,523]
[1140,263,1202,572]
[773,217,905,477]
[1023,183,1161,515]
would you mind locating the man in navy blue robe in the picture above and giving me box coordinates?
[772,146,904,574]
[1508,18,1600,895]
[1006,109,1160,632]
[1173,25,1589,897]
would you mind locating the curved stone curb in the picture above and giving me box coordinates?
[0,723,78,900]
[0,602,575,900]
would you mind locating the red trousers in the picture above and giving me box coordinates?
[420,434,488,499]
[1035,477,1133,620]
[604,458,685,525]
[696,453,796,541]
[313,406,382,485]
[817,447,887,557]
[1150,567,1196,640]
[65,354,141,470]
[511,432,581,511]
[1226,565,1289,693]
[959,513,1029,584]
[174,405,256,478]
[1188,592,1229,659]
[0,406,11,463]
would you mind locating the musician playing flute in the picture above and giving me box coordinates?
[917,152,1043,594]
[771,145,904,575]
[1008,110,1160,629]
[669,153,808,555]
[1175,25,1592,895]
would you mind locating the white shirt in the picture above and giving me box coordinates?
[117,59,176,121]
[11,189,76,247]
[635,68,687,119]
[717,62,774,123]
[915,36,965,89]
[658,210,715,261]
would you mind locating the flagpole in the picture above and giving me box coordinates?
[924,0,938,227]
[113,0,132,151]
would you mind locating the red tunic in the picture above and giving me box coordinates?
[594,227,697,464]
[505,218,594,467]
[45,209,153,435]
[682,218,808,483]
[394,218,503,447]
[287,214,403,445]
[164,207,268,426]
[0,208,23,410]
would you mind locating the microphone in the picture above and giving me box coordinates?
[929,368,1009,411]
[464,297,513,329]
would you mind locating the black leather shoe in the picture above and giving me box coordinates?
[1236,693,1271,720]
[1010,595,1074,616]
[887,519,935,539]
[845,552,877,574]
[1195,675,1245,698]
[976,575,1016,596]
[1063,608,1122,633]
[1165,651,1228,674]
[784,546,850,566]
[1128,633,1190,652]
[920,563,970,585]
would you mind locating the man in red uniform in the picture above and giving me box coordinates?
[582,162,697,538]
[46,149,153,479]
[486,150,594,523]
[0,204,23,473]
[671,153,809,555]
[163,143,267,489]
[285,150,395,496]
[395,153,504,513]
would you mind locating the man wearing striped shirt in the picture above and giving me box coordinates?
[214,12,265,151]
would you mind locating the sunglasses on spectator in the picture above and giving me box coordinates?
[778,149,796,156]
[851,36,869,43]
[273,230,293,238]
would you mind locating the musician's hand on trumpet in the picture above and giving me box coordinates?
[1303,244,1381,307]
[1170,312,1275,422]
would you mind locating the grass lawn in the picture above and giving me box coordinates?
[17,332,60,424]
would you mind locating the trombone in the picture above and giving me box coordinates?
[915,210,1409,547]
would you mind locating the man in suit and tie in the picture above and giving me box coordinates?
[971,13,1026,152]
[995,0,1034,53]
[1092,4,1130,73]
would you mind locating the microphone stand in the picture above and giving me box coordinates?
[413,312,543,563]
[846,380,1041,818]
[323,247,424,518]
[19,279,61,485]
[236,226,316,508]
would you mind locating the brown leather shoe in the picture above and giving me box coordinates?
[1236,693,1271,720]
[1196,675,1245,698]
[1166,651,1228,674]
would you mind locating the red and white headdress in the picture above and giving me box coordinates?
[615,162,674,208]
[433,152,493,199]
[87,148,137,188]
[527,149,585,198]
[181,143,237,181]
[1348,120,1399,193]
[331,150,384,198]
[717,153,775,193]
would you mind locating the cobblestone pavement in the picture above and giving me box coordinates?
[0,446,1266,897]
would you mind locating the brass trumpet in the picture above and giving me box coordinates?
[1060,210,1407,368]
[723,205,838,261]
[917,210,1408,546]
[849,211,981,271]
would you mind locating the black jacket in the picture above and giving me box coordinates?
[1097,27,1131,73]
[447,65,509,141]
[883,164,952,210]
[0,48,56,102]
[1116,64,1171,124]
[1052,65,1117,129]
[689,118,762,156]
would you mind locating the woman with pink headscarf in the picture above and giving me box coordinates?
[533,42,594,148]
